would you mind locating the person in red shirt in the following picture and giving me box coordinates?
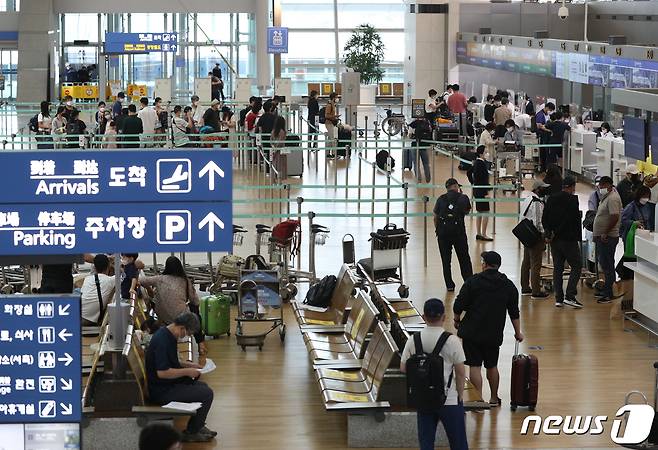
[447,84,467,114]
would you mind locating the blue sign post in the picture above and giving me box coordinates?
[104,32,179,54]
[267,27,289,54]
[0,296,81,423]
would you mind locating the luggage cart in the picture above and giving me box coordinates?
[235,270,286,351]
[495,147,523,194]
[357,224,410,298]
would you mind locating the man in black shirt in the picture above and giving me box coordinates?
[257,101,276,135]
[434,178,473,291]
[453,251,523,406]
[239,96,257,129]
[145,312,216,443]
[202,99,221,132]
[120,103,143,148]
[542,176,583,309]
[483,95,496,123]
[307,90,320,149]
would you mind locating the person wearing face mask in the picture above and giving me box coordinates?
[599,122,612,138]
[470,145,493,241]
[503,119,524,145]
[112,91,126,118]
[61,95,78,123]
[592,176,623,303]
[95,101,108,134]
[190,95,203,128]
[545,111,570,167]
[137,97,158,147]
[616,164,643,208]
[618,186,655,280]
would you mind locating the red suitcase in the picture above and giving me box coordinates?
[510,342,538,411]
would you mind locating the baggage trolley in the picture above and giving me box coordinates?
[235,270,286,351]
[357,224,410,298]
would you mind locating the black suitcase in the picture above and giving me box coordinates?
[337,128,352,157]
[403,148,413,170]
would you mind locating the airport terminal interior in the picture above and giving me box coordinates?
[2,0,658,449]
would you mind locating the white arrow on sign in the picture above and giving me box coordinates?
[60,378,73,391]
[57,353,73,367]
[60,403,73,416]
[198,212,225,242]
[58,329,73,342]
[198,161,225,191]
[58,304,70,316]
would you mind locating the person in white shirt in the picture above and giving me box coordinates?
[137,97,158,147]
[478,122,496,155]
[172,105,192,148]
[80,254,115,325]
[425,89,439,121]
[519,179,550,299]
[191,95,203,128]
[401,298,468,450]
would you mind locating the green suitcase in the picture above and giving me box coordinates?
[200,294,231,337]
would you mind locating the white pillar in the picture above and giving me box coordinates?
[255,0,272,95]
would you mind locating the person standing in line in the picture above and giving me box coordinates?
[453,251,523,406]
[401,298,468,450]
[36,101,53,149]
[471,146,493,241]
[270,115,288,181]
[545,111,571,167]
[478,122,496,156]
[324,92,340,156]
[203,99,222,132]
[616,164,643,208]
[120,103,143,149]
[519,179,550,299]
[524,95,535,116]
[542,176,583,308]
[190,95,203,129]
[535,102,555,172]
[51,105,67,148]
[425,89,439,125]
[172,105,192,148]
[137,97,158,147]
[112,91,126,118]
[307,90,320,149]
[493,97,512,137]
[447,84,468,135]
[592,176,624,303]
[483,95,495,123]
[434,178,473,292]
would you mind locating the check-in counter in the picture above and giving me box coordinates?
[626,228,658,326]
[569,128,597,175]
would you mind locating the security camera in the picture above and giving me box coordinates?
[558,6,569,20]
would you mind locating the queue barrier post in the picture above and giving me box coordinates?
[364,115,369,159]
[371,161,376,222]
[423,195,429,268]
[403,182,409,230]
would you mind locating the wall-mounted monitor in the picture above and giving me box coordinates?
[623,116,648,161]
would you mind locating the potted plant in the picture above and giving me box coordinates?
[342,24,385,104]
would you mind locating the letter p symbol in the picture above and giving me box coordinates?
[157,210,191,244]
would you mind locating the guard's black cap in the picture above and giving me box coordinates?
[445,178,461,188]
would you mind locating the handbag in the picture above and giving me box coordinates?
[512,198,542,247]
[94,273,105,325]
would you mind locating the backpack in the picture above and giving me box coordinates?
[217,254,245,280]
[435,195,465,236]
[272,220,301,259]
[583,191,600,232]
[318,107,327,124]
[303,275,337,308]
[28,114,39,132]
[244,254,269,271]
[376,150,396,172]
[406,331,452,412]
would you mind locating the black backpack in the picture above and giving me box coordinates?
[376,150,396,172]
[406,331,452,412]
[318,107,327,124]
[436,195,464,237]
[303,275,337,308]
[28,114,39,132]
[244,254,269,271]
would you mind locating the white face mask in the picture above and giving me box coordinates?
[119,97,125,103]
[484,152,490,160]
[640,198,650,205]
[66,101,73,107]
[507,127,513,132]
[99,107,105,112]
[598,187,608,196]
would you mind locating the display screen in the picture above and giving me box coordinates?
[650,121,658,162]
[623,116,647,161]
[0,423,79,450]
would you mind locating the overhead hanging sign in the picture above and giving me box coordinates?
[0,295,81,423]
[104,32,179,54]
[267,27,288,54]
[1,150,232,204]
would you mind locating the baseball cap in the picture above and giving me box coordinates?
[210,99,221,106]
[481,251,502,268]
[531,179,549,192]
[445,178,462,188]
[598,175,614,186]
[562,176,577,188]
[423,298,445,319]
[626,164,639,175]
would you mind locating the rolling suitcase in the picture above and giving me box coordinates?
[200,294,231,337]
[403,148,413,170]
[285,134,303,177]
[510,341,538,411]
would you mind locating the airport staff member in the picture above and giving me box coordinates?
[535,102,555,172]
[145,312,217,443]
[453,251,523,407]
[434,178,473,292]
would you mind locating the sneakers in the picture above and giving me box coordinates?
[555,301,564,308]
[199,426,218,438]
[597,297,613,304]
[182,431,212,443]
[531,292,550,299]
[564,298,584,309]
[521,290,532,296]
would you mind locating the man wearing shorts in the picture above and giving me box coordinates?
[453,251,524,406]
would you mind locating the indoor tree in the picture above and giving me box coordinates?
[342,24,385,85]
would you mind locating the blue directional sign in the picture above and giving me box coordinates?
[105,32,179,54]
[0,202,232,255]
[267,27,289,54]
[1,150,232,204]
[0,296,80,423]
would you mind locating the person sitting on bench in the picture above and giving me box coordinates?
[145,312,217,443]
